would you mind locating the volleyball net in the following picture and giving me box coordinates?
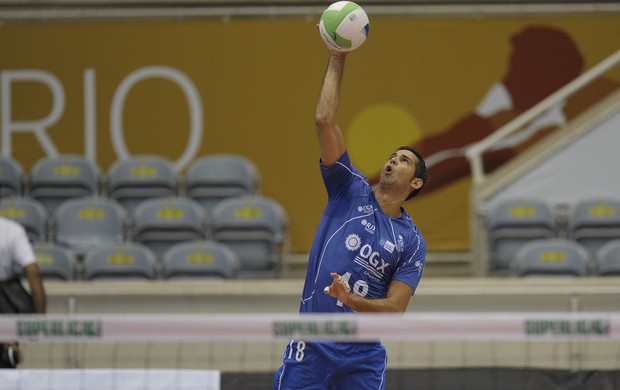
[1,312,619,389]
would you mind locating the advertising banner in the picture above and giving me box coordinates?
[2,15,619,251]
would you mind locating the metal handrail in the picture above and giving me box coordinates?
[464,47,620,186]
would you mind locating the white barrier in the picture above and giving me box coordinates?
[1,312,618,343]
[0,369,220,390]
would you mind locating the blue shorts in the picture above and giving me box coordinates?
[273,340,387,390]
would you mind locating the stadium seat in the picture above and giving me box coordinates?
[0,155,24,197]
[31,242,77,281]
[568,197,620,256]
[486,198,558,272]
[132,196,207,257]
[53,197,127,257]
[594,240,620,276]
[161,240,239,279]
[107,155,178,213]
[0,197,47,242]
[29,155,100,213]
[185,154,261,212]
[83,243,158,280]
[210,195,288,278]
[511,239,591,277]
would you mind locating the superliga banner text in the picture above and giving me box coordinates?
[1,313,618,343]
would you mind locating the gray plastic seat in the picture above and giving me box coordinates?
[568,198,620,256]
[83,243,158,280]
[185,154,260,212]
[0,197,47,242]
[107,155,178,213]
[211,195,288,278]
[511,239,591,277]
[31,242,77,281]
[486,198,557,272]
[132,196,207,258]
[594,240,620,276]
[0,155,24,197]
[53,197,127,257]
[161,240,239,280]
[29,155,100,213]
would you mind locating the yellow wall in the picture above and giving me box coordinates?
[1,14,619,252]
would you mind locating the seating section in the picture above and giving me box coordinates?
[0,155,24,197]
[2,153,291,280]
[107,155,178,213]
[210,195,288,278]
[486,197,620,276]
[132,196,207,257]
[568,198,620,256]
[8,152,620,279]
[29,155,100,213]
[185,154,260,212]
[83,243,158,280]
[594,240,620,276]
[31,242,77,281]
[487,198,557,272]
[9,152,620,279]
[0,197,48,242]
[54,196,127,257]
[511,239,591,277]
[161,240,239,279]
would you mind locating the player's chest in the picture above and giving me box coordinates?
[336,212,405,266]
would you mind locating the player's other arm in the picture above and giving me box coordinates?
[325,273,413,313]
[13,224,47,313]
[315,52,347,167]
[23,263,46,314]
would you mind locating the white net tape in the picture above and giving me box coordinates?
[2,312,619,389]
[2,312,618,343]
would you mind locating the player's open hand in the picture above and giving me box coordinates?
[323,272,351,301]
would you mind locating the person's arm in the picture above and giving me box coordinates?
[23,263,46,314]
[324,272,413,313]
[315,52,348,167]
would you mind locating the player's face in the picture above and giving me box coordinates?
[380,150,418,187]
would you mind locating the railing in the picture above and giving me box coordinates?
[464,47,620,276]
[464,47,620,187]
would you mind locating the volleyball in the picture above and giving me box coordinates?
[319,1,370,52]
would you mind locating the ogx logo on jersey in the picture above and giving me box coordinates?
[345,233,391,281]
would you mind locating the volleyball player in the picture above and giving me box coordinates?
[273,44,428,389]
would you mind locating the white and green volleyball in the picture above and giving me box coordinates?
[319,1,370,52]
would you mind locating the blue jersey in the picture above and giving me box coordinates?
[300,152,426,313]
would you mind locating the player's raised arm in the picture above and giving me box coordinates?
[315,51,347,167]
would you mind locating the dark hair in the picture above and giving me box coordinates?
[397,146,428,200]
